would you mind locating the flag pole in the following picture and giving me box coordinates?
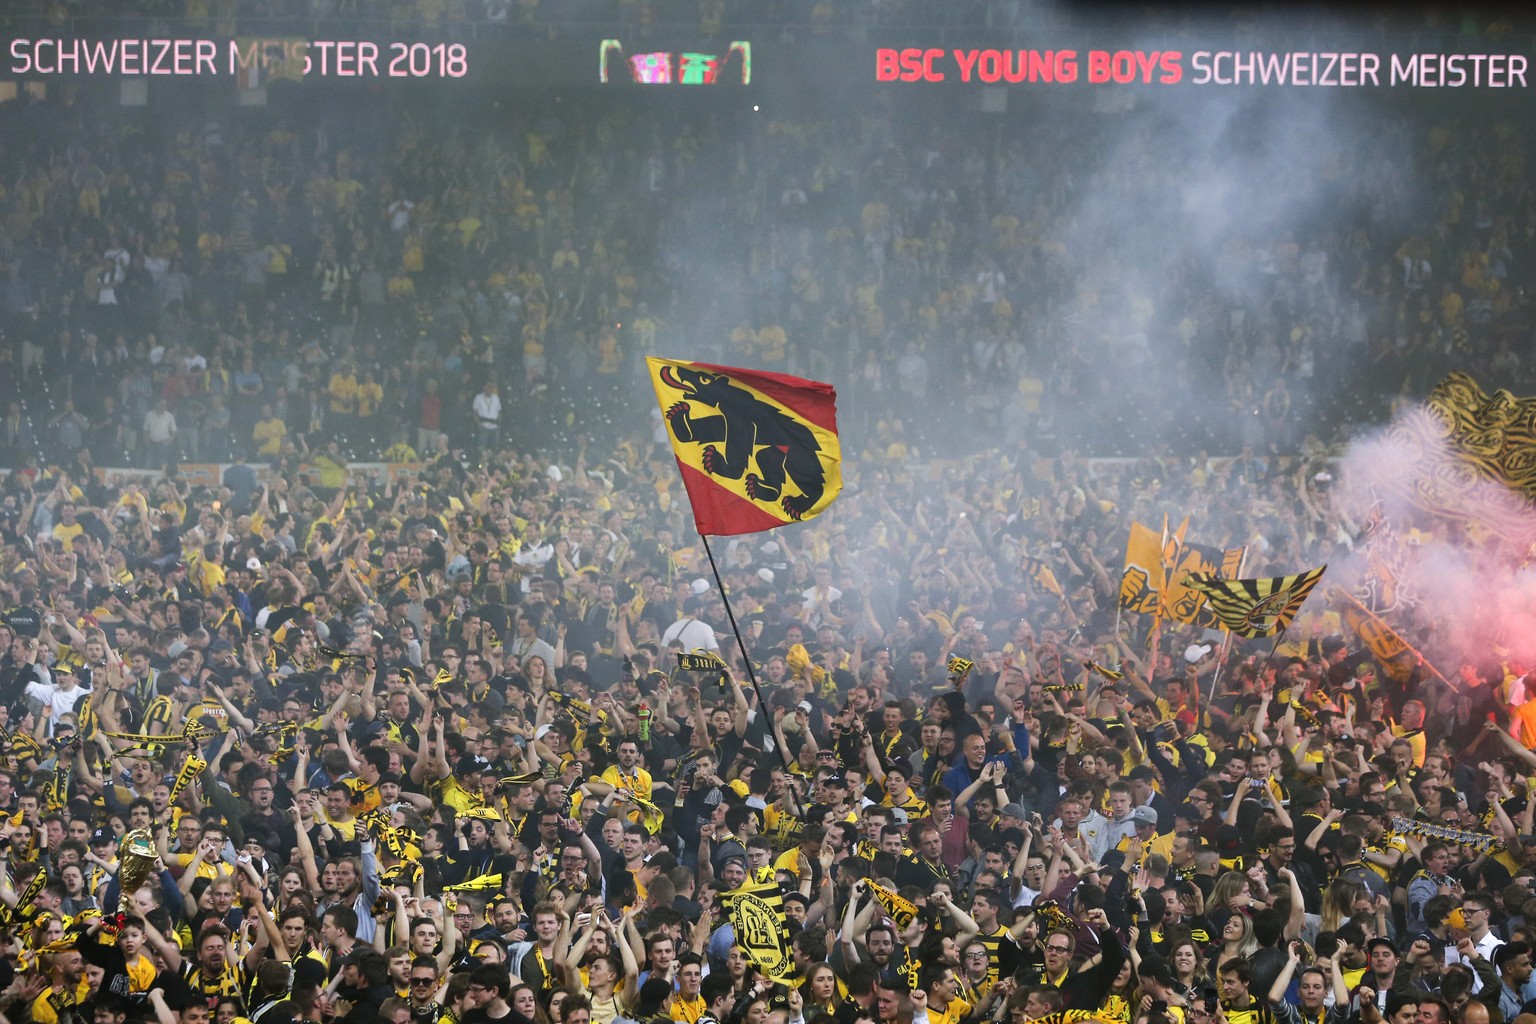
[1332,587,1459,694]
[1204,545,1249,711]
[698,533,799,784]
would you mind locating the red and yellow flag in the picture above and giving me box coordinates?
[647,358,842,536]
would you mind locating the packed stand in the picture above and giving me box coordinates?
[0,401,1534,1024]
[1,48,1534,471]
[1,13,1536,1024]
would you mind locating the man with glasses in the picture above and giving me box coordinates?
[461,964,514,1024]
[1186,784,1224,839]
[241,776,285,841]
[558,842,599,900]
[1258,826,1318,913]
[447,897,476,948]
[957,941,994,1006]
[1041,930,1075,988]
[1454,893,1505,987]
[406,959,444,1024]
[1406,844,1457,935]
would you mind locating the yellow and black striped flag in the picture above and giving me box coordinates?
[168,755,206,805]
[1084,660,1124,682]
[722,879,796,982]
[548,692,593,718]
[1184,566,1327,638]
[1020,556,1064,597]
[443,873,504,892]
[865,879,917,928]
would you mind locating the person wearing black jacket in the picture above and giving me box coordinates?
[459,964,536,1024]
[444,816,517,887]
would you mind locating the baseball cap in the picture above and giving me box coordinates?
[457,755,491,777]
[1131,806,1159,827]
[89,828,115,847]
[890,808,910,825]
[245,830,281,851]
[1000,803,1028,821]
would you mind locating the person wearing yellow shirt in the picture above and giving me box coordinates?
[671,959,707,1024]
[118,918,159,993]
[328,365,359,450]
[31,946,90,1024]
[1116,807,1175,866]
[328,367,359,416]
[772,825,827,886]
[163,825,235,882]
[311,441,347,491]
[867,759,929,820]
[916,965,973,1024]
[252,405,286,458]
[756,324,787,367]
[355,370,384,440]
[51,502,85,552]
[316,783,359,841]
[598,739,653,803]
[382,438,419,463]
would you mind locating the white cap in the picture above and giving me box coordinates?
[690,578,710,595]
[757,568,775,583]
[246,557,263,571]
[760,541,780,555]
[1184,643,1212,663]
[546,465,563,482]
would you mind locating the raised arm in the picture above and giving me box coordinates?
[614,909,641,1009]
[142,916,184,974]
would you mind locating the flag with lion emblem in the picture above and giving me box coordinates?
[648,358,842,536]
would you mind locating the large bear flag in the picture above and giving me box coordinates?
[648,358,843,536]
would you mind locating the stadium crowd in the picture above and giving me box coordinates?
[4,11,1536,1024]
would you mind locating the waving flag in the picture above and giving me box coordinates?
[1119,518,1242,627]
[1184,566,1328,638]
[1119,521,1168,615]
[648,358,841,536]
[722,878,796,981]
[1164,535,1245,629]
[1374,373,1536,545]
